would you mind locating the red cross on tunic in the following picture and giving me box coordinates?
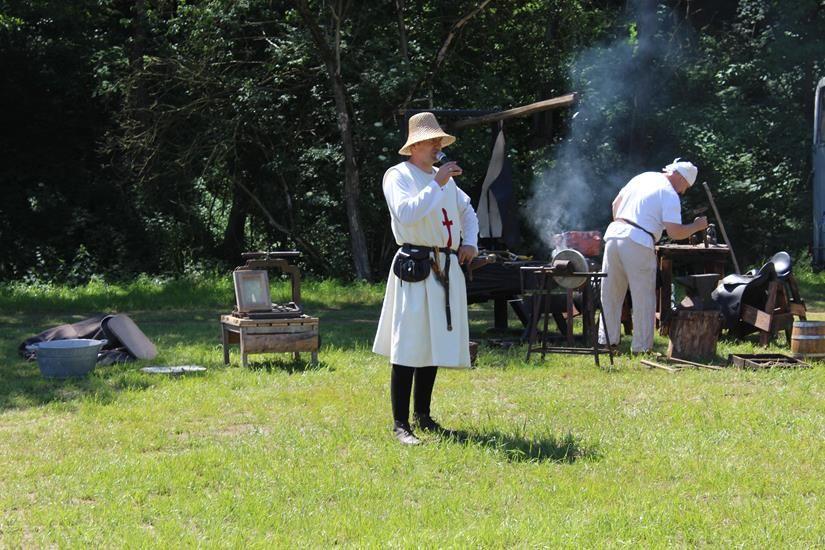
[441,208,454,249]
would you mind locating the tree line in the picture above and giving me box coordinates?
[1,0,822,282]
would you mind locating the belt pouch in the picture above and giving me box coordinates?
[392,244,432,283]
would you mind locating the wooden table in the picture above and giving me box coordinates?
[656,244,730,335]
[220,314,319,367]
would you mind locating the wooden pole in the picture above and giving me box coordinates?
[702,182,741,274]
[450,93,577,130]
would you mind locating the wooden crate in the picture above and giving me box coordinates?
[220,314,319,367]
[727,353,810,369]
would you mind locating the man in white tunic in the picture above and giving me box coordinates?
[599,159,708,353]
[373,112,479,445]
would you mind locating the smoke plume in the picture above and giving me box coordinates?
[527,1,693,251]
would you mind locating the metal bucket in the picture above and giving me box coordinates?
[790,321,825,358]
[29,339,107,379]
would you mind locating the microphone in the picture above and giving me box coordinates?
[436,151,460,186]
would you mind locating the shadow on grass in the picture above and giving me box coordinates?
[441,428,600,464]
[315,306,380,348]
[246,357,333,374]
[0,359,160,411]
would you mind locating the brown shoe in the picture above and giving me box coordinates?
[393,422,421,445]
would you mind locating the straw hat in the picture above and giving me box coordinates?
[398,112,456,156]
[663,158,698,186]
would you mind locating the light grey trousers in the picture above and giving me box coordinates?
[598,237,657,352]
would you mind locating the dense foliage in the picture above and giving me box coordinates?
[1,0,823,281]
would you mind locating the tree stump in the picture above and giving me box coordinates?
[667,310,723,361]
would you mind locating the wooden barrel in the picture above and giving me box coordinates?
[790,321,825,357]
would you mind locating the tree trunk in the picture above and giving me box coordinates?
[627,0,657,162]
[395,0,409,61]
[218,181,250,264]
[294,0,372,280]
[129,0,149,125]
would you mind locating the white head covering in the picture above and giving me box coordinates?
[663,158,698,186]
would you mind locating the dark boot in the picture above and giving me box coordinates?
[412,366,437,416]
[416,413,453,434]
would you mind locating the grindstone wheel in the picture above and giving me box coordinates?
[552,248,589,289]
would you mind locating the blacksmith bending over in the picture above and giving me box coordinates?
[373,112,479,445]
[598,159,708,353]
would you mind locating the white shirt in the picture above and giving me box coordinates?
[604,171,682,249]
[382,161,479,250]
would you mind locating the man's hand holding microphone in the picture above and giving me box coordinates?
[434,151,462,187]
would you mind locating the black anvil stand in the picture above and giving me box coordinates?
[520,266,613,367]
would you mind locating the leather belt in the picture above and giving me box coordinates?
[616,218,656,243]
[403,244,457,331]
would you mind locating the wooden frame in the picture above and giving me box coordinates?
[232,270,271,312]
[739,275,807,346]
[728,353,810,369]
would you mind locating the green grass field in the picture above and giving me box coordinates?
[0,273,823,546]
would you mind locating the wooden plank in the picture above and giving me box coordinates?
[224,318,319,328]
[666,356,724,370]
[740,304,771,333]
[243,333,319,353]
[787,274,806,320]
[640,359,679,373]
[221,314,318,328]
[245,325,318,335]
[655,245,730,255]
[760,282,780,346]
[770,312,794,331]
[450,93,577,130]
[789,303,807,316]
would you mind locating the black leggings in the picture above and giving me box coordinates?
[390,364,438,425]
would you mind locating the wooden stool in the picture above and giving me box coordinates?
[220,314,319,367]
